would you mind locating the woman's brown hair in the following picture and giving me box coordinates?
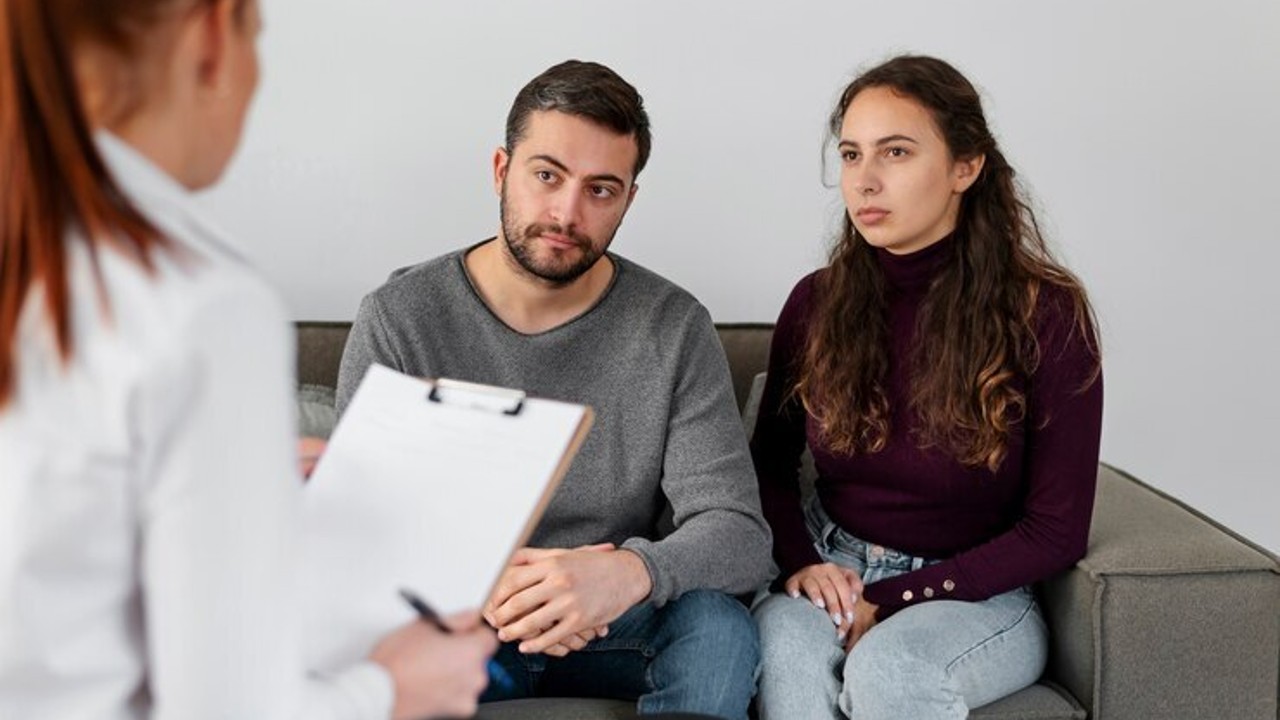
[798,55,1100,471]
[0,0,245,408]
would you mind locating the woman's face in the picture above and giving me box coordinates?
[838,86,982,255]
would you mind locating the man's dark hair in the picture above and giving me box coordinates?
[505,60,651,179]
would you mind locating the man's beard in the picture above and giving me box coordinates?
[500,183,615,286]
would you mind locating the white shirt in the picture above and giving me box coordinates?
[0,134,393,719]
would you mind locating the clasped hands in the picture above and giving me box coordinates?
[785,562,879,652]
[483,543,652,657]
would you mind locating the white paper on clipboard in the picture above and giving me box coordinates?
[299,363,592,672]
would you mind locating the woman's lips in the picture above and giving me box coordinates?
[855,207,889,225]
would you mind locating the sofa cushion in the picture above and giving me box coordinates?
[297,383,338,439]
[473,682,1085,719]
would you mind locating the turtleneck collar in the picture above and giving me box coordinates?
[875,233,955,295]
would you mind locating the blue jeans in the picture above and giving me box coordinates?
[753,498,1048,720]
[480,589,759,720]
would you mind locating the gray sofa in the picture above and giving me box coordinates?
[296,322,1280,720]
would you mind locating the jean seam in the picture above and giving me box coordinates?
[577,639,652,655]
[941,593,1038,677]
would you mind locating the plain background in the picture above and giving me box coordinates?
[200,1,1279,552]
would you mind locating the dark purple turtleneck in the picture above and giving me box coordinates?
[750,235,1103,620]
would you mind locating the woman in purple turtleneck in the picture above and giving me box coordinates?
[751,55,1103,720]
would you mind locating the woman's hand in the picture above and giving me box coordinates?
[842,594,880,653]
[369,612,498,720]
[784,563,864,638]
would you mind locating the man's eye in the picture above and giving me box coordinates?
[536,170,556,183]
[840,150,859,162]
[590,185,616,199]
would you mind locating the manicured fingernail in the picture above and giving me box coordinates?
[497,629,508,641]
[815,598,826,609]
[789,590,800,599]
[831,612,843,625]
[846,610,854,622]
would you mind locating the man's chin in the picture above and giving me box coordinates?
[529,257,599,285]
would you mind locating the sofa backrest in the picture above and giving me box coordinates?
[296,321,775,413]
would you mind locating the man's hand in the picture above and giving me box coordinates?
[484,544,652,655]
[784,562,864,640]
[298,437,327,480]
[541,625,608,658]
[485,545,614,657]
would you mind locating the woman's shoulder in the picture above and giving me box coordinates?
[1026,278,1100,385]
[780,269,824,314]
[85,236,289,377]
[1029,279,1094,343]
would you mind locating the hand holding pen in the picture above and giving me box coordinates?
[399,589,516,692]
[368,593,499,720]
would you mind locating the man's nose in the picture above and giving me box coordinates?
[549,186,585,228]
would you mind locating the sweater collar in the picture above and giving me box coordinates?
[875,233,954,294]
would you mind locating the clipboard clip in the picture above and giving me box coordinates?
[427,378,526,416]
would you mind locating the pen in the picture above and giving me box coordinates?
[397,588,515,692]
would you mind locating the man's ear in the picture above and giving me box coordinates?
[493,146,511,196]
[953,153,986,193]
[624,182,639,213]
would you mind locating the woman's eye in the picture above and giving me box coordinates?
[841,150,859,162]
[886,147,909,158]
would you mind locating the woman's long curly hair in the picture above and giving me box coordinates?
[797,55,1100,471]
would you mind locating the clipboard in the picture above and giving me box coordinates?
[299,363,593,672]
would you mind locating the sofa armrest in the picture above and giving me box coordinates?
[1041,464,1280,720]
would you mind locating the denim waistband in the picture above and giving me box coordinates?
[804,495,934,574]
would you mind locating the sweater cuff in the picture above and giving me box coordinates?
[619,538,675,607]
[861,564,965,622]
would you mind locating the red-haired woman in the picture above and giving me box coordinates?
[751,55,1103,719]
[0,2,493,718]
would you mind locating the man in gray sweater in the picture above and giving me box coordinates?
[335,61,773,719]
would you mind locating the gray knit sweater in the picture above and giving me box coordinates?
[335,245,774,605]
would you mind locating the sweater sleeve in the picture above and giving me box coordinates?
[750,274,825,576]
[862,289,1103,620]
[336,292,405,417]
[620,303,775,604]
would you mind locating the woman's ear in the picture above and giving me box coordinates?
[190,0,238,98]
[953,153,987,193]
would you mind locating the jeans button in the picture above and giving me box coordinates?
[870,545,885,558]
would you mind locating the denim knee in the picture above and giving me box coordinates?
[666,591,758,647]
[643,590,759,719]
[754,592,838,665]
[661,590,759,674]
[754,593,846,720]
[842,632,959,720]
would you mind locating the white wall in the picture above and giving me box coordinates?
[200,1,1280,552]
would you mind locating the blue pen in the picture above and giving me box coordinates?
[398,588,515,692]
